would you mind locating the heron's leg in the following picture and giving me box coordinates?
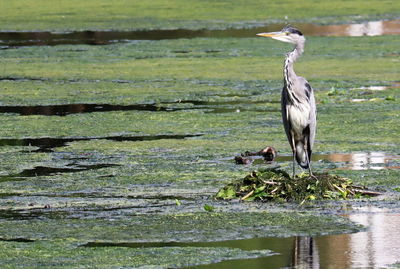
[304,139,316,179]
[290,131,296,179]
[305,149,313,177]
[292,151,296,179]
[304,139,312,176]
[307,158,317,180]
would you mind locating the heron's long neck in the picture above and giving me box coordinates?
[284,41,304,87]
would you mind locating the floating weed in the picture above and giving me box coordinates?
[327,87,346,96]
[385,95,396,101]
[216,168,381,203]
[203,204,215,212]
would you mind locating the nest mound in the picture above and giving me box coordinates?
[216,168,380,203]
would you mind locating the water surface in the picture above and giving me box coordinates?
[0,134,202,152]
[1,20,399,47]
[0,99,273,116]
[244,152,400,170]
[189,208,400,269]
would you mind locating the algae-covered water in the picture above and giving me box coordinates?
[0,1,400,268]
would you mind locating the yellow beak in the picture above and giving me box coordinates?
[256,31,285,37]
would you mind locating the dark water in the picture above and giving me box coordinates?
[0,134,202,152]
[0,99,274,116]
[0,103,175,116]
[1,20,399,47]
[0,163,120,183]
[5,164,118,177]
[0,237,35,243]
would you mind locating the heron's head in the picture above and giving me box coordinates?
[257,26,305,44]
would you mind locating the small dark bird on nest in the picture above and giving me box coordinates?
[235,146,277,164]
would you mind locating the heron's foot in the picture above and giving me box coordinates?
[308,173,318,180]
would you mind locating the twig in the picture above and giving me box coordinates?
[260,179,279,185]
[332,184,346,193]
[353,189,382,196]
[270,187,279,194]
[241,190,254,200]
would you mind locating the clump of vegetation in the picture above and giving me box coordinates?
[216,168,380,203]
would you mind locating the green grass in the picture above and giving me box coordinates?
[1,0,399,31]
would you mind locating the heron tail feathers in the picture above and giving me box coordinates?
[295,142,309,169]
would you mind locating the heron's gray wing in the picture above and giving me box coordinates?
[281,86,294,150]
[305,82,317,151]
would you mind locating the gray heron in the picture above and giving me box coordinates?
[257,27,317,178]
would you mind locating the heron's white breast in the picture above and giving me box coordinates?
[287,104,311,137]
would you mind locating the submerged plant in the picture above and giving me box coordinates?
[216,168,380,203]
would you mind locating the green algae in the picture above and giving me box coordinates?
[0,7,400,268]
[0,212,361,243]
[1,39,399,82]
[0,240,274,269]
[1,0,399,31]
[334,169,400,189]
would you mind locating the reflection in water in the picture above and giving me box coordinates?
[348,209,400,268]
[327,152,400,170]
[353,82,400,91]
[359,86,388,91]
[346,20,399,36]
[317,208,400,269]
[274,152,400,170]
[347,21,383,36]
[290,210,400,269]
[0,20,399,47]
[193,208,400,269]
[293,237,319,269]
